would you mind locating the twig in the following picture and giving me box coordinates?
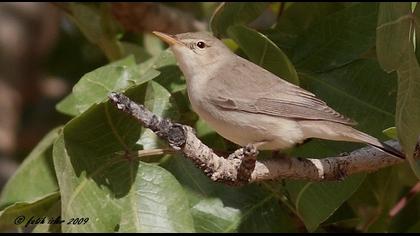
[108,92,414,186]
[136,148,176,158]
[277,2,286,20]
[389,182,420,218]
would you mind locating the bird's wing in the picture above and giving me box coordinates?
[206,56,356,126]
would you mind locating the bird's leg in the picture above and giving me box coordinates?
[236,141,265,184]
[245,141,266,155]
[228,141,265,160]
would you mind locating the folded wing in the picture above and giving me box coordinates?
[207,55,356,126]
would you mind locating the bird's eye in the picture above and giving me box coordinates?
[196,41,206,49]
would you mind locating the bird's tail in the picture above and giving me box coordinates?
[350,129,405,159]
[299,121,405,159]
[369,141,405,159]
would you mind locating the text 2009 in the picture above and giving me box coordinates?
[67,218,89,225]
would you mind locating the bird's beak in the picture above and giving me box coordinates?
[152,31,181,46]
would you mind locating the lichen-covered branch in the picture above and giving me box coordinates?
[109,92,414,186]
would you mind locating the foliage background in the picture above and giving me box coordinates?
[0,2,419,233]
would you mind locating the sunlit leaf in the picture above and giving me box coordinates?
[144,33,164,57]
[161,157,297,233]
[32,200,62,233]
[54,92,194,232]
[56,94,80,117]
[383,127,398,139]
[138,81,179,150]
[0,128,61,209]
[72,55,159,114]
[0,192,59,231]
[120,42,152,63]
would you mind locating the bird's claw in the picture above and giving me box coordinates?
[244,144,258,157]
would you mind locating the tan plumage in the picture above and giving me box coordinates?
[153,31,404,159]
[207,55,356,126]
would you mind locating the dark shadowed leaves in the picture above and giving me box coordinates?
[292,3,378,72]
[210,2,269,38]
[227,25,299,85]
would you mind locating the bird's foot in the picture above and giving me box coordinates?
[244,143,259,157]
[237,143,259,183]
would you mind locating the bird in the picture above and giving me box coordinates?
[152,31,405,159]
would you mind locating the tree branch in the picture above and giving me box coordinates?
[108,92,415,186]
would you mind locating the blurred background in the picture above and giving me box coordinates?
[0,2,224,192]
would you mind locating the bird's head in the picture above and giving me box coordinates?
[153,31,234,79]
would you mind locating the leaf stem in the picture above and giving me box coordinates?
[132,148,176,159]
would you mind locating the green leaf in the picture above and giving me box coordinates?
[270,2,346,52]
[117,162,194,232]
[285,174,365,232]
[0,128,61,209]
[387,170,420,233]
[144,33,164,57]
[275,2,346,34]
[190,198,241,233]
[54,138,194,232]
[376,3,412,72]
[56,94,80,117]
[415,4,420,62]
[222,38,239,52]
[120,42,152,63]
[210,2,269,38]
[138,81,180,150]
[54,91,193,232]
[320,202,357,227]
[389,191,420,232]
[383,127,398,139]
[395,47,420,179]
[227,25,299,85]
[138,49,186,94]
[376,3,420,179]
[72,55,159,114]
[67,3,123,61]
[286,59,399,231]
[292,3,378,72]
[32,200,62,233]
[161,157,297,233]
[348,168,403,232]
[195,118,227,151]
[407,219,420,233]
[0,192,60,231]
[298,59,397,142]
